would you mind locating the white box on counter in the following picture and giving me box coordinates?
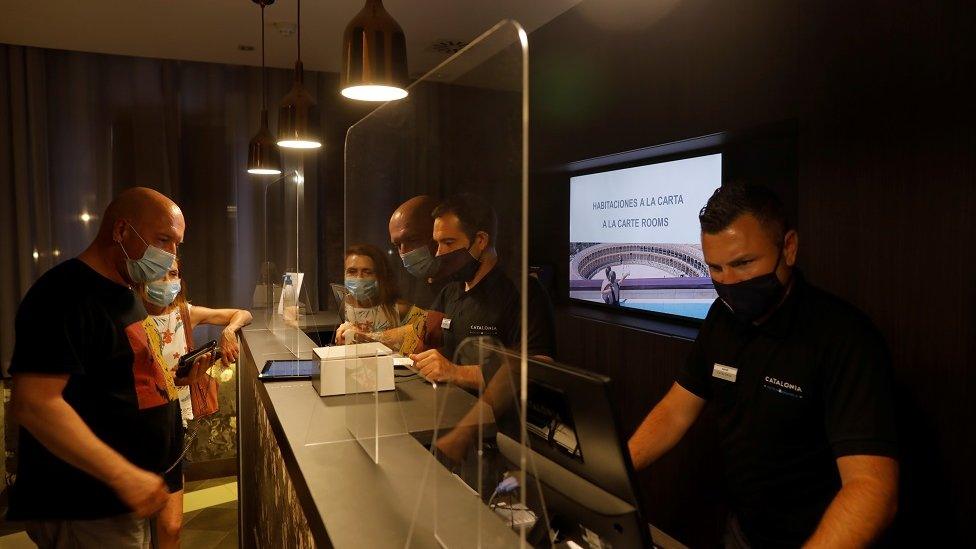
[311,342,395,397]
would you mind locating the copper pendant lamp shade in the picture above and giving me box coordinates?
[248,0,282,175]
[248,110,282,175]
[340,0,409,102]
[277,60,322,148]
[277,0,322,148]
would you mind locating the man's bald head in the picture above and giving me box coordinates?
[389,195,439,255]
[98,187,183,241]
[88,187,184,285]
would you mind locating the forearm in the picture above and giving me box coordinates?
[364,325,412,349]
[15,397,139,489]
[452,365,484,391]
[804,478,898,548]
[225,310,252,332]
[628,404,685,471]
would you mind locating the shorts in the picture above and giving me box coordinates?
[26,513,151,549]
[162,409,186,493]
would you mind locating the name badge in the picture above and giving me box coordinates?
[712,363,738,383]
[441,318,452,330]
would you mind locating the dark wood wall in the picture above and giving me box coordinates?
[529,0,975,546]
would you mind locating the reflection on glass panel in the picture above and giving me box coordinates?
[342,19,534,548]
[454,341,654,548]
[253,164,326,353]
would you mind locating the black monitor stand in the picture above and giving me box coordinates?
[494,358,655,548]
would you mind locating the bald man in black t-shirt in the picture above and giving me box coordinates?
[8,188,214,547]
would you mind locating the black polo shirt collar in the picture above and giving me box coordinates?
[452,264,506,303]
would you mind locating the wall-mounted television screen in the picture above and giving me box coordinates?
[569,153,721,320]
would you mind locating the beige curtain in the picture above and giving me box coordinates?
[0,46,53,376]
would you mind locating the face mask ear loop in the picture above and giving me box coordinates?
[115,221,135,261]
[468,233,486,262]
[118,240,133,261]
[119,220,153,265]
[771,238,786,275]
[124,220,151,247]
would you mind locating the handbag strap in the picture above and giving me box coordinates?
[179,302,195,350]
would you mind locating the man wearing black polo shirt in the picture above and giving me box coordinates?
[409,193,555,389]
[628,183,898,548]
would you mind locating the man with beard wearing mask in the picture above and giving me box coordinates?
[627,182,898,548]
[408,193,555,391]
[8,188,213,547]
[388,195,446,308]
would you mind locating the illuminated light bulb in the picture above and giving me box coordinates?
[276,139,322,149]
[248,168,282,175]
[340,85,408,102]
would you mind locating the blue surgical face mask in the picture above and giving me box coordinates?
[345,277,379,303]
[400,245,436,279]
[118,221,176,284]
[146,279,181,308]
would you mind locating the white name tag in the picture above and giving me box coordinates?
[712,363,738,382]
[441,318,452,330]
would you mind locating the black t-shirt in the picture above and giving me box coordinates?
[8,259,183,520]
[430,266,555,367]
[676,272,897,548]
[396,268,447,310]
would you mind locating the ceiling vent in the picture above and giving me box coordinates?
[427,39,467,55]
[273,21,297,37]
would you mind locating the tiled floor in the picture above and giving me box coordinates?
[0,476,239,549]
[181,476,239,548]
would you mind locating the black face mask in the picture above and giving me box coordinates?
[430,245,481,283]
[712,250,786,324]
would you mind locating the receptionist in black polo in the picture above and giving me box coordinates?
[628,182,898,548]
[408,193,555,389]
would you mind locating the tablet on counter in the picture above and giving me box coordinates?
[259,359,316,380]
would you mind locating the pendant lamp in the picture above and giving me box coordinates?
[277,0,322,148]
[340,0,409,102]
[247,0,283,175]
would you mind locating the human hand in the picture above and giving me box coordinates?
[283,308,300,328]
[220,328,239,364]
[111,465,170,518]
[175,350,215,387]
[335,322,362,345]
[409,349,457,384]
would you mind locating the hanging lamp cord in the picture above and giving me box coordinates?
[297,0,302,63]
[261,4,267,109]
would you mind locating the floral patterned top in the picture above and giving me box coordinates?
[149,305,193,425]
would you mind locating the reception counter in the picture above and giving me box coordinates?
[236,316,684,548]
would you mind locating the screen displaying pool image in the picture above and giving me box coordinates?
[569,154,722,320]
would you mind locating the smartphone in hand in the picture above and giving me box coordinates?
[176,340,221,378]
